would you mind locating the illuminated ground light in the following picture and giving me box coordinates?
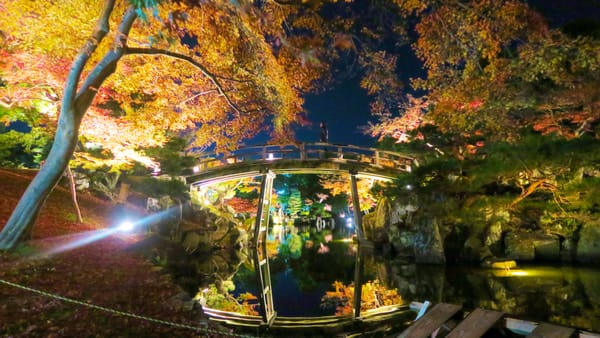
[117,220,135,232]
[30,207,179,258]
[491,269,529,278]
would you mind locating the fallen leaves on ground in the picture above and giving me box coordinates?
[0,169,219,337]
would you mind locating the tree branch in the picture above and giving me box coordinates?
[178,90,218,106]
[63,0,116,110]
[74,7,138,116]
[125,47,243,116]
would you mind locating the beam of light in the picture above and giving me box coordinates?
[30,228,118,259]
[30,206,180,259]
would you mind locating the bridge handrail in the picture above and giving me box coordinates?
[187,143,415,173]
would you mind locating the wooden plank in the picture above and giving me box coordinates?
[398,303,462,338]
[528,323,576,338]
[446,308,504,338]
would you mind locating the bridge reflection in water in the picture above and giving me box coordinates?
[183,144,417,335]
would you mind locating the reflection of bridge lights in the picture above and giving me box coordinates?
[193,166,200,173]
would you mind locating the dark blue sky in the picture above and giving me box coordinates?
[299,80,373,147]
[294,0,600,148]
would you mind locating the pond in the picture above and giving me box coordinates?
[162,223,600,336]
[168,173,600,335]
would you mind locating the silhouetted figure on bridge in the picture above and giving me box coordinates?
[320,121,328,143]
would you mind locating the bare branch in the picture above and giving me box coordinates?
[178,90,218,106]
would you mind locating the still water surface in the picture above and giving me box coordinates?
[184,231,600,333]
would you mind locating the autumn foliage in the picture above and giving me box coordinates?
[320,279,402,316]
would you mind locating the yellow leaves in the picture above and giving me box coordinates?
[2,0,323,165]
[1,0,107,58]
[321,279,403,316]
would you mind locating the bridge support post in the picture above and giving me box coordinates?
[349,170,365,319]
[253,170,277,326]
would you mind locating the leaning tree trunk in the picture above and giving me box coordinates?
[0,109,83,249]
[0,1,136,250]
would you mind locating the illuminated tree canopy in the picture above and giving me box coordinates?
[373,0,600,143]
[1,0,599,251]
[0,0,414,249]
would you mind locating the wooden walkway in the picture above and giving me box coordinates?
[399,303,600,338]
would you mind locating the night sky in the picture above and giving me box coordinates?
[294,0,600,148]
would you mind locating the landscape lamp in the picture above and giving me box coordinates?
[117,220,135,232]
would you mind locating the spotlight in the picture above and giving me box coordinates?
[117,220,135,232]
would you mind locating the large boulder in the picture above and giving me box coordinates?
[576,220,600,264]
[389,200,418,226]
[363,197,392,240]
[504,231,560,262]
[414,218,446,264]
[389,225,416,258]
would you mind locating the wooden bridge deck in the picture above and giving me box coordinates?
[401,302,600,338]
[181,143,416,186]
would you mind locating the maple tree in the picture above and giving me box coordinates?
[397,0,600,140]
[0,0,321,249]
[0,0,417,250]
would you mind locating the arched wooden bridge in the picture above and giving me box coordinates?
[180,143,417,328]
[183,142,416,186]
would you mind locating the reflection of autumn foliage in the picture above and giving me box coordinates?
[224,197,258,215]
[320,280,402,316]
[266,240,280,259]
[197,283,259,316]
[320,174,378,211]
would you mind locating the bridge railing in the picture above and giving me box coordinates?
[189,143,415,173]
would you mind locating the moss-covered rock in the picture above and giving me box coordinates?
[505,231,560,262]
[576,220,600,264]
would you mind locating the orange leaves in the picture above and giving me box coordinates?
[366,94,427,143]
[321,279,403,316]
[2,0,327,170]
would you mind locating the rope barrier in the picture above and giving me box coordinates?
[0,278,255,337]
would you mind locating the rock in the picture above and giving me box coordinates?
[505,231,560,262]
[462,234,492,262]
[505,232,535,261]
[389,227,416,258]
[560,237,576,263]
[576,220,600,264]
[414,218,445,264]
[535,236,560,261]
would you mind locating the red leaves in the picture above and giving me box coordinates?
[0,170,204,336]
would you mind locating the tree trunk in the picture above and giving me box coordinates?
[0,108,82,249]
[0,2,136,250]
[66,166,84,223]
